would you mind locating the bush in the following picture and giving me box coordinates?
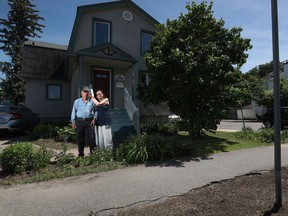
[141,122,178,136]
[0,142,53,174]
[256,128,274,143]
[116,134,182,164]
[233,127,288,144]
[55,126,76,142]
[234,127,256,140]
[85,148,114,165]
[30,123,58,139]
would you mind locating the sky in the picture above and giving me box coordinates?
[0,0,288,74]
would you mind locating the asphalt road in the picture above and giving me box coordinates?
[217,120,264,132]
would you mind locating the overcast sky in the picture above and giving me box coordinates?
[0,0,288,73]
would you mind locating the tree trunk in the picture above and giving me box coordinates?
[240,107,246,130]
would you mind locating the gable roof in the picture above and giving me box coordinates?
[68,0,159,53]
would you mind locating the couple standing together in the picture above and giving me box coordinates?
[70,87,113,157]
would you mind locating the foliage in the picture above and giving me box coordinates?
[0,142,53,174]
[251,78,288,107]
[242,61,288,108]
[141,122,178,136]
[256,128,274,143]
[55,126,77,142]
[85,148,114,165]
[234,127,288,143]
[137,1,252,137]
[233,127,256,140]
[0,0,44,104]
[244,61,283,77]
[54,145,114,167]
[116,134,183,164]
[30,123,58,139]
[54,144,77,166]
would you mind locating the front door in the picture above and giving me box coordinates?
[93,68,111,101]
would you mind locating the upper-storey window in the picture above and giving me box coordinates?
[93,20,110,46]
[141,31,153,55]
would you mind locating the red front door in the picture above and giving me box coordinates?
[93,68,111,100]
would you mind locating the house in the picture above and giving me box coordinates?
[21,0,171,142]
[232,60,288,120]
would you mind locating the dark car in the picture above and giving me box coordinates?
[0,104,40,132]
[262,107,288,128]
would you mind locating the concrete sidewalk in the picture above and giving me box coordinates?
[1,145,288,216]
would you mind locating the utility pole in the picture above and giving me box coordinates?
[271,0,282,207]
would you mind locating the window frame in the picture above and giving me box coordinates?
[141,30,154,56]
[46,84,62,100]
[93,18,111,46]
[139,70,153,87]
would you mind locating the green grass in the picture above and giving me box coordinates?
[177,131,271,157]
[0,131,272,186]
[0,161,125,186]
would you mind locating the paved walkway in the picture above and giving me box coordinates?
[1,144,288,216]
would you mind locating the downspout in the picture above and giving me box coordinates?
[80,55,83,90]
[131,63,135,101]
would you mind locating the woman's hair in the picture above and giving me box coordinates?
[96,89,105,98]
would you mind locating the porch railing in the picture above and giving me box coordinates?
[124,87,140,134]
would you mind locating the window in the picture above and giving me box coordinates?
[140,72,153,86]
[93,20,110,46]
[141,31,153,55]
[46,84,61,100]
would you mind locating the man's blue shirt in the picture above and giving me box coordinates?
[71,98,97,123]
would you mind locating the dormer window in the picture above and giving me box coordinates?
[93,19,111,46]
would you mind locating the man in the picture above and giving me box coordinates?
[71,87,97,156]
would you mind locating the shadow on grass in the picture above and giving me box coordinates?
[145,132,238,168]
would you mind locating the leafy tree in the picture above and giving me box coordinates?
[0,0,44,104]
[137,1,252,137]
[244,61,284,78]
[243,61,286,109]
[253,78,288,108]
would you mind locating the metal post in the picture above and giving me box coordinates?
[271,0,282,207]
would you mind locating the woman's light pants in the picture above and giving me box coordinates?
[95,125,113,148]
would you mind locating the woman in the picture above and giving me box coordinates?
[91,90,113,148]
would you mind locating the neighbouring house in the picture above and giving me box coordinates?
[231,60,288,120]
[21,0,171,143]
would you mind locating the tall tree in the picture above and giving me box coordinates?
[137,1,252,137]
[0,0,44,104]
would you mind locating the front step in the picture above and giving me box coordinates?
[111,108,137,146]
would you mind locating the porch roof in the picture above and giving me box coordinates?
[77,42,137,63]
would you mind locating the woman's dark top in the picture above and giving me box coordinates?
[97,105,112,126]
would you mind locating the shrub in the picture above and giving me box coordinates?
[54,144,77,166]
[256,128,274,143]
[116,134,183,164]
[234,127,256,140]
[141,122,178,136]
[55,126,76,142]
[0,142,53,174]
[85,148,114,165]
[30,123,58,139]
